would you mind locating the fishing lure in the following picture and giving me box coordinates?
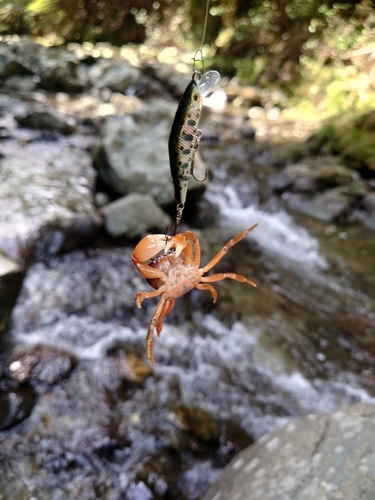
[169,69,220,228]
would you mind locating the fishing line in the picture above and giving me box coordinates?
[192,0,210,76]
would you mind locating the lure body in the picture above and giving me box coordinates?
[169,70,221,209]
[169,79,202,207]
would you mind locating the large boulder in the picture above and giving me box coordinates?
[0,42,33,80]
[101,193,172,238]
[1,39,86,91]
[203,403,375,500]
[87,58,140,92]
[270,157,365,223]
[0,139,102,262]
[17,108,77,135]
[93,97,208,206]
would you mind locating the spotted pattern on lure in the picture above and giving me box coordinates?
[169,70,220,209]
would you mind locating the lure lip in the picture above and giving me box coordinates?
[198,70,221,98]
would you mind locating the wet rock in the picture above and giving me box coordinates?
[272,162,316,192]
[17,108,77,135]
[178,462,221,500]
[9,248,138,332]
[0,139,101,261]
[2,39,85,91]
[0,44,33,79]
[143,63,191,98]
[271,159,360,195]
[174,404,220,442]
[315,163,359,188]
[94,191,110,207]
[216,418,254,464]
[203,403,375,500]
[363,192,375,230]
[35,46,84,91]
[8,344,78,386]
[125,481,153,500]
[4,74,37,92]
[0,386,36,430]
[131,451,173,498]
[88,59,140,92]
[36,213,103,256]
[96,350,152,394]
[0,253,24,336]
[286,188,352,222]
[270,157,367,223]
[124,351,153,384]
[101,193,172,238]
[93,99,208,205]
[238,121,256,139]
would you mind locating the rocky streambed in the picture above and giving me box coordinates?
[1,37,375,499]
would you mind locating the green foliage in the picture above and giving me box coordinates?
[26,0,53,14]
[0,0,172,43]
[1,0,375,96]
[307,111,375,174]
[234,56,268,85]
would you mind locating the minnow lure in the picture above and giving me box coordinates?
[169,70,220,226]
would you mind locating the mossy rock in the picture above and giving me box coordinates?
[315,164,359,188]
[307,110,375,175]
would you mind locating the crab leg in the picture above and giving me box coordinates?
[156,299,175,335]
[202,273,256,287]
[135,287,166,308]
[201,222,260,273]
[195,283,218,303]
[146,295,168,364]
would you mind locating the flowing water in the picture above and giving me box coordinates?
[3,111,375,499]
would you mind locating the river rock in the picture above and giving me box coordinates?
[0,253,24,336]
[174,404,220,441]
[285,188,352,223]
[4,74,37,92]
[17,108,77,135]
[271,159,360,194]
[0,386,36,431]
[88,58,140,92]
[270,157,366,223]
[0,43,33,79]
[8,344,78,386]
[93,98,208,205]
[363,192,375,230]
[2,39,86,91]
[143,63,191,98]
[203,403,375,500]
[0,139,102,262]
[35,46,84,91]
[101,193,172,238]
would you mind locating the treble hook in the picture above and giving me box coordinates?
[190,129,208,182]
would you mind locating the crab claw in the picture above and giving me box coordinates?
[164,234,189,257]
[132,234,168,263]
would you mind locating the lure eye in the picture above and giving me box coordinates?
[192,92,200,102]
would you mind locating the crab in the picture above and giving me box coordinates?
[132,222,260,364]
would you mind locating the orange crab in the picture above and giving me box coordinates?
[132,222,260,364]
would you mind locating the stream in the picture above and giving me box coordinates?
[1,38,375,500]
